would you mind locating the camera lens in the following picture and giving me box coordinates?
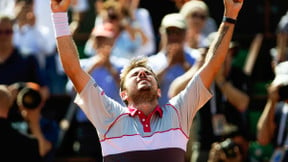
[17,87,42,109]
[220,138,238,158]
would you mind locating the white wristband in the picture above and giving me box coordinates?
[52,12,70,38]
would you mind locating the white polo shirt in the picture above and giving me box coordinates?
[75,73,212,161]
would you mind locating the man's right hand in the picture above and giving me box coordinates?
[50,0,71,13]
[224,0,244,19]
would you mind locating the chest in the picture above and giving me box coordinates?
[104,109,181,138]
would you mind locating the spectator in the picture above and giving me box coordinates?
[0,84,43,161]
[13,0,52,70]
[117,0,156,56]
[10,82,59,161]
[148,12,199,106]
[174,0,217,39]
[0,15,59,161]
[85,0,146,67]
[207,138,243,162]
[179,0,217,49]
[270,10,288,68]
[0,15,49,100]
[257,61,288,162]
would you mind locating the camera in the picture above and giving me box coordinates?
[279,85,288,101]
[219,138,238,158]
[15,82,42,109]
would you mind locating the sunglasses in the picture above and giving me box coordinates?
[0,29,13,35]
[190,13,207,20]
[166,28,184,35]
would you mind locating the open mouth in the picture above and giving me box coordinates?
[137,78,149,83]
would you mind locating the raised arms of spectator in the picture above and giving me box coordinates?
[19,103,52,157]
[168,48,207,98]
[215,66,250,112]
[198,0,243,89]
[257,84,279,145]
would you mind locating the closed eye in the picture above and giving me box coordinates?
[145,71,152,75]
[130,70,151,76]
[131,72,138,77]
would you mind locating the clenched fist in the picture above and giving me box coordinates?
[50,0,71,13]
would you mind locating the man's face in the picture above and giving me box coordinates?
[166,27,186,44]
[121,67,160,104]
[125,67,158,91]
[186,9,207,33]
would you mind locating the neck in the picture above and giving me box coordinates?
[129,101,158,116]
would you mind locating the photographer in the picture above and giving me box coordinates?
[257,61,288,162]
[0,84,42,161]
[207,138,242,162]
[8,82,59,162]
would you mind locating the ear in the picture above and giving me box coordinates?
[120,90,128,101]
[157,88,161,98]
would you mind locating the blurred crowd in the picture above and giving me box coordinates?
[0,0,287,162]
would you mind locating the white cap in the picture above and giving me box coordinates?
[180,0,209,18]
[160,13,186,31]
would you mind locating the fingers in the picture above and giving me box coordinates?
[224,0,244,18]
[50,0,71,12]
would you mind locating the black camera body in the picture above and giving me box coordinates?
[279,85,288,101]
[16,82,42,109]
[219,138,238,158]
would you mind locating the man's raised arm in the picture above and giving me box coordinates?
[50,0,90,93]
[199,0,243,89]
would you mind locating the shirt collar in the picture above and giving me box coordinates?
[128,105,163,117]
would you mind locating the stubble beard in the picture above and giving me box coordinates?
[130,88,158,105]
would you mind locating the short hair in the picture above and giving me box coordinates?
[119,57,160,92]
